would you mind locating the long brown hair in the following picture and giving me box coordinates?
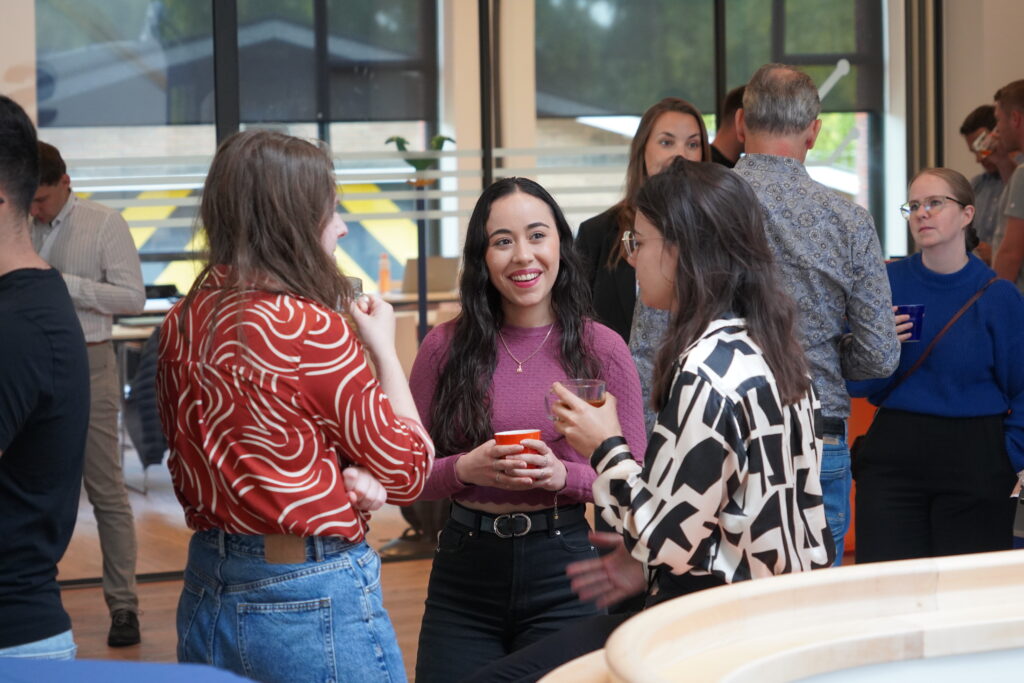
[181,130,353,330]
[636,158,811,408]
[609,97,710,266]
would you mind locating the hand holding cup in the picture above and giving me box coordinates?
[549,381,622,458]
[348,292,396,359]
[893,304,924,343]
[454,438,534,489]
[545,379,607,419]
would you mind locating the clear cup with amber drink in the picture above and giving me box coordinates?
[546,379,606,418]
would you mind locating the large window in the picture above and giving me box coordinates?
[31,0,890,298]
[532,0,886,235]
[34,0,439,295]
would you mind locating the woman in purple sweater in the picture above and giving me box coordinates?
[410,177,647,681]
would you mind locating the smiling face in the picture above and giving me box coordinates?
[484,190,561,325]
[643,111,703,176]
[906,173,974,254]
[632,211,678,311]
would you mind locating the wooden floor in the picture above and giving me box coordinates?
[59,455,431,680]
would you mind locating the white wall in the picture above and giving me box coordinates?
[0,0,36,121]
[884,0,908,257]
[943,0,1024,179]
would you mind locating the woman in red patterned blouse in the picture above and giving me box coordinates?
[157,130,432,683]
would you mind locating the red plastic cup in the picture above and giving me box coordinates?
[494,429,541,468]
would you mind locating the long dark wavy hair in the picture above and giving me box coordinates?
[636,158,811,408]
[430,177,600,456]
[608,97,710,267]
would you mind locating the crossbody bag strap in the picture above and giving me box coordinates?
[877,276,999,405]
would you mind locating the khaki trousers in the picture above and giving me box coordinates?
[84,342,138,614]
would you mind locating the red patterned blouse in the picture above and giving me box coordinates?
[157,268,433,542]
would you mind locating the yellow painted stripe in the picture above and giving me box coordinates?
[130,227,156,248]
[121,189,190,223]
[152,229,207,293]
[334,248,378,293]
[154,259,204,291]
[339,183,419,263]
[122,190,192,249]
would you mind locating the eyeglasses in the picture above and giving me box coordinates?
[620,230,665,259]
[621,230,638,258]
[899,195,966,219]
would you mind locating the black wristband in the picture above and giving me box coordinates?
[590,435,629,469]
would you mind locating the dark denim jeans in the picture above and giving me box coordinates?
[414,507,602,682]
[178,530,405,683]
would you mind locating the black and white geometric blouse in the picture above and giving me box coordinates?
[593,316,835,587]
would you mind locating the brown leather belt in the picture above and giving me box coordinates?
[86,340,110,347]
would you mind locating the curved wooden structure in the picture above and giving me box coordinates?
[542,550,1024,682]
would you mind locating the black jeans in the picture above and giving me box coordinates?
[415,505,602,682]
[855,409,1015,563]
[463,571,725,683]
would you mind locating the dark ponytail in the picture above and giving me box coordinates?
[966,225,980,252]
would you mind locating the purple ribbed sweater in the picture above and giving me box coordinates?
[410,319,647,506]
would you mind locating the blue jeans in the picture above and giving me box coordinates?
[821,432,851,565]
[0,629,75,660]
[415,507,603,682]
[178,530,405,683]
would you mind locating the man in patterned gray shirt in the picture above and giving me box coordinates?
[734,63,899,564]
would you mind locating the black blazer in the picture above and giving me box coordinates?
[575,208,636,343]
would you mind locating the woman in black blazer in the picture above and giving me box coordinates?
[576,98,710,344]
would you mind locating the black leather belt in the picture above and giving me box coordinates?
[449,502,586,538]
[816,415,846,437]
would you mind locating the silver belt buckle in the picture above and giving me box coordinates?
[493,512,532,538]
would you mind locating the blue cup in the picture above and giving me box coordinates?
[895,304,925,342]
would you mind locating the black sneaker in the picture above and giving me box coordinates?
[377,527,436,562]
[108,609,141,647]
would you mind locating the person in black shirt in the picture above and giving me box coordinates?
[710,85,745,168]
[0,96,90,660]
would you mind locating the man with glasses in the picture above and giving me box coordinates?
[734,64,899,565]
[960,105,1018,265]
[993,80,1024,293]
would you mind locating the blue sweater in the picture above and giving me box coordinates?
[847,254,1024,471]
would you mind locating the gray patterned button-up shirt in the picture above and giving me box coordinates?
[734,154,899,419]
[627,300,668,432]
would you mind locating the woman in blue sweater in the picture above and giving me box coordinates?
[849,167,1024,562]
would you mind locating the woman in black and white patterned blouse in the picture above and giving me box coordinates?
[466,157,834,683]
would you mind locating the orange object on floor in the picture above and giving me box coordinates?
[844,397,877,556]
